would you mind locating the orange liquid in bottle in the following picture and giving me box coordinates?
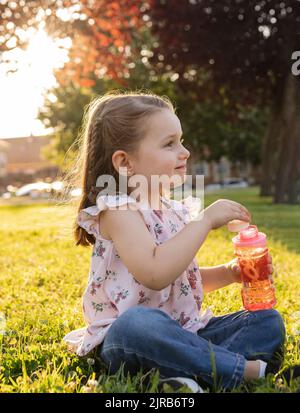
[233,226,276,311]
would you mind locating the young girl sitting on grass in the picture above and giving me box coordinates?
[63,91,299,392]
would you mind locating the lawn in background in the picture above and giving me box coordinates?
[0,187,299,392]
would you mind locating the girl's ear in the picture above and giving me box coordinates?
[112,150,134,176]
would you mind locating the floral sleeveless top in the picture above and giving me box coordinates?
[63,193,213,356]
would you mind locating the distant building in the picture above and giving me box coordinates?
[0,135,60,191]
[0,140,9,178]
[188,155,261,186]
[0,135,261,194]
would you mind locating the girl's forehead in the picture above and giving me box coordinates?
[144,110,182,140]
[151,109,180,128]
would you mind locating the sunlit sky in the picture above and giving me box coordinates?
[0,29,71,139]
[0,18,272,140]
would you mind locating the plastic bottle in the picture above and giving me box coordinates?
[231,224,277,311]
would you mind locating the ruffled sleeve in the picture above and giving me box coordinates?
[180,195,203,224]
[77,193,137,239]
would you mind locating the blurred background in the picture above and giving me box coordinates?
[0,0,299,204]
[1,2,300,394]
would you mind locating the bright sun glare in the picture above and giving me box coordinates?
[0,29,71,138]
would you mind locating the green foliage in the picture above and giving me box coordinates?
[176,96,269,164]
[38,84,95,171]
[38,76,268,169]
[1,188,299,392]
[36,22,269,169]
[147,0,300,105]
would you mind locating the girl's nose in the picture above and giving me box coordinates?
[181,146,190,160]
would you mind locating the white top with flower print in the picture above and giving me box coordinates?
[63,193,213,356]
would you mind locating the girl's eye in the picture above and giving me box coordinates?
[165,138,184,147]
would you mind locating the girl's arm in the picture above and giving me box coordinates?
[201,254,274,293]
[200,263,237,293]
[151,200,250,290]
[102,199,250,291]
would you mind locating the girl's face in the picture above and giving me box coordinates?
[131,109,190,193]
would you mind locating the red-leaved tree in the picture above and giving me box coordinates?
[146,0,300,203]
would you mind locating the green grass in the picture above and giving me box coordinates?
[0,187,299,393]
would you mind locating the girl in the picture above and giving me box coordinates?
[63,91,290,392]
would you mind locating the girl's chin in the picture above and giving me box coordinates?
[170,176,186,188]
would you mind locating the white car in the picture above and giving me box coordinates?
[15,182,53,198]
[1,192,12,199]
[222,178,249,188]
[70,187,82,197]
[205,183,222,192]
[206,178,248,192]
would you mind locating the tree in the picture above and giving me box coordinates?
[1,0,274,183]
[54,0,145,87]
[146,0,300,203]
[40,57,268,175]
[38,82,94,171]
[0,0,144,85]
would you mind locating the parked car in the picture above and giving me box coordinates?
[15,182,53,198]
[0,185,18,199]
[1,192,12,199]
[205,178,248,192]
[205,182,222,192]
[222,177,249,188]
[70,187,82,197]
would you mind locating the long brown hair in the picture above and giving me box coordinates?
[61,89,175,247]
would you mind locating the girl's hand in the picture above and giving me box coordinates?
[204,199,251,230]
[226,253,274,283]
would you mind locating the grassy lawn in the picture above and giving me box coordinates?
[0,187,299,393]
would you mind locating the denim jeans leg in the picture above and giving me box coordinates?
[197,309,286,363]
[98,305,247,390]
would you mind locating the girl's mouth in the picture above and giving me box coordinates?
[175,166,187,172]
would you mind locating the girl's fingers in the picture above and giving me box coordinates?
[232,207,251,221]
[238,207,251,220]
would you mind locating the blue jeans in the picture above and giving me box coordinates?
[98,306,286,390]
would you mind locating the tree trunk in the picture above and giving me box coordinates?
[259,78,285,196]
[287,130,300,204]
[274,72,300,204]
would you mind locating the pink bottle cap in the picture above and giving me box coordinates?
[232,225,267,248]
